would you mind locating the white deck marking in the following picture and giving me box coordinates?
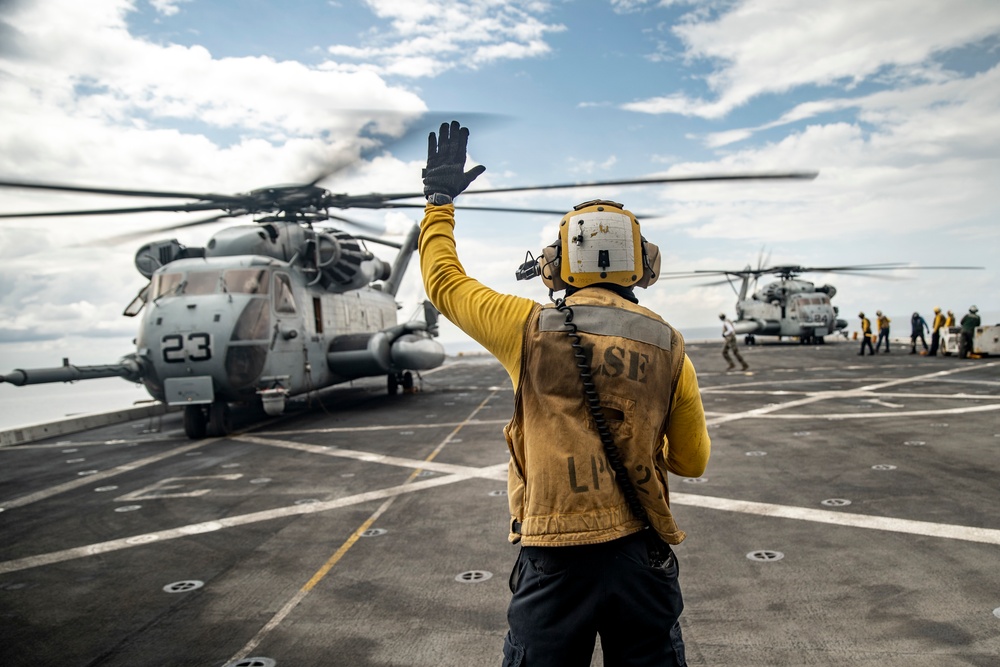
[233,434,507,480]
[705,361,1000,426]
[264,418,508,435]
[708,403,1000,421]
[225,388,504,664]
[227,496,398,662]
[0,439,211,509]
[2,361,997,580]
[671,492,1000,545]
[0,473,472,574]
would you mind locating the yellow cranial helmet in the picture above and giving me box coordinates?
[538,199,660,291]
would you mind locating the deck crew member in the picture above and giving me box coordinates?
[720,313,749,371]
[929,306,945,356]
[858,312,874,356]
[959,305,980,358]
[910,312,929,354]
[875,310,891,353]
[419,121,709,667]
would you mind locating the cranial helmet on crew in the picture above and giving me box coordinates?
[536,199,661,292]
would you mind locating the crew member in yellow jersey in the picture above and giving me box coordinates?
[419,121,709,667]
[858,312,875,355]
[874,310,891,353]
[929,306,945,356]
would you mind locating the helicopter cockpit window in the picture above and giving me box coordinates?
[153,272,183,298]
[274,273,297,314]
[185,270,222,296]
[224,269,270,295]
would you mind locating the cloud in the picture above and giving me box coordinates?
[323,0,566,77]
[625,0,1000,119]
[1,0,427,149]
[149,0,190,17]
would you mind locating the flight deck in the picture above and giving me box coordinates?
[1,341,999,666]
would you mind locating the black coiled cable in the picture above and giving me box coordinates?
[555,298,650,528]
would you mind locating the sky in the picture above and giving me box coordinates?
[0,0,998,384]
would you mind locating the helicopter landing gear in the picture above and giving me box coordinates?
[387,371,414,395]
[745,334,756,345]
[207,400,232,437]
[183,405,207,440]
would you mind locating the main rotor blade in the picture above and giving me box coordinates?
[790,264,984,273]
[372,202,572,216]
[346,233,403,250]
[91,212,242,246]
[372,171,819,204]
[0,201,234,219]
[657,270,749,280]
[658,263,984,281]
[318,212,386,234]
[464,171,821,196]
[0,178,236,202]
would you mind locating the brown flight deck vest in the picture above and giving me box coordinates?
[503,288,686,547]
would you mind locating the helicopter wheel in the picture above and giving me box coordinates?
[207,400,232,437]
[387,373,399,395]
[183,405,208,440]
[402,371,414,392]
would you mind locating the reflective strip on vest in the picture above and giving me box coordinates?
[539,305,672,350]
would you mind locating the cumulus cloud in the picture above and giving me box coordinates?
[323,0,566,77]
[149,0,190,17]
[625,0,1000,119]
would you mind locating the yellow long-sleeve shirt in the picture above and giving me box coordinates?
[419,203,710,478]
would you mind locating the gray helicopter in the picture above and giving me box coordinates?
[0,138,817,438]
[662,262,980,345]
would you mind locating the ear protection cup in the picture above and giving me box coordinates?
[539,242,568,291]
[635,238,660,288]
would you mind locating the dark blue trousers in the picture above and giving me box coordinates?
[502,532,687,666]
